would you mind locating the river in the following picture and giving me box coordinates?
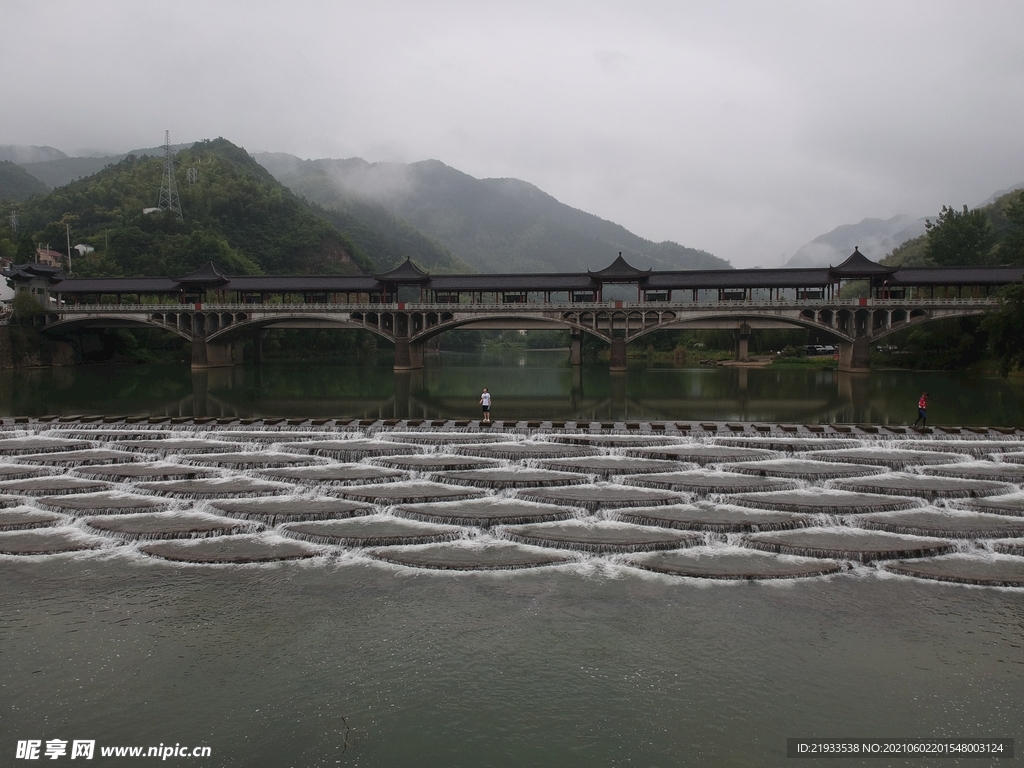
[2,350,1022,425]
[3,355,1023,766]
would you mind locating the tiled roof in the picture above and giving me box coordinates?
[829,247,897,276]
[2,263,65,284]
[52,277,180,293]
[588,254,652,279]
[374,259,431,282]
[646,268,832,289]
[52,276,379,295]
[12,258,1024,297]
[226,276,380,292]
[430,274,596,292]
[175,261,229,285]
[890,266,1024,286]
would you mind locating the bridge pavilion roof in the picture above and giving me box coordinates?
[645,267,833,290]
[50,277,180,294]
[429,273,596,292]
[2,263,65,285]
[889,265,1024,286]
[828,247,898,278]
[46,272,379,296]
[588,254,652,280]
[226,275,380,292]
[373,259,431,283]
[175,261,230,286]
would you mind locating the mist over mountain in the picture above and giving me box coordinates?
[16,144,191,189]
[0,145,68,164]
[255,153,469,274]
[783,214,928,268]
[257,153,730,274]
[979,182,1024,207]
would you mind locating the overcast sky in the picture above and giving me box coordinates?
[4,0,1023,267]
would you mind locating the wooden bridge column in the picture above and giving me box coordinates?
[838,337,871,372]
[610,338,627,372]
[570,331,583,366]
[394,338,424,371]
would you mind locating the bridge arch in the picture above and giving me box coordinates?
[205,313,392,343]
[410,312,584,344]
[41,314,194,341]
[624,312,853,344]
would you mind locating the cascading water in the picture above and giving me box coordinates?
[0,419,1022,586]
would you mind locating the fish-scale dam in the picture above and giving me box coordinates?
[3,417,1024,586]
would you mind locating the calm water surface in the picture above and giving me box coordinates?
[2,350,1022,425]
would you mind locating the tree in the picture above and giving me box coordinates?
[10,291,44,323]
[924,204,996,266]
[983,282,1024,376]
[996,191,1024,265]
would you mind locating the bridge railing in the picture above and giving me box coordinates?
[49,297,1002,313]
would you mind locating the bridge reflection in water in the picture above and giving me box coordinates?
[6,353,1021,426]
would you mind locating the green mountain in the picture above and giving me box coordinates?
[3,138,370,278]
[255,153,470,274]
[256,154,729,273]
[0,160,48,201]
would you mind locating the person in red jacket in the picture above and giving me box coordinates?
[913,392,928,427]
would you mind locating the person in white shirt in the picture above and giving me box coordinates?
[479,388,491,423]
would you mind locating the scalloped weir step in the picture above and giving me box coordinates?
[395,498,573,527]
[208,497,375,524]
[0,530,101,555]
[626,547,845,580]
[743,529,954,562]
[368,541,573,571]
[887,554,1024,587]
[617,504,815,533]
[280,517,461,547]
[84,513,255,540]
[498,520,701,553]
[140,535,321,563]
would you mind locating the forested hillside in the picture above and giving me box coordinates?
[875,189,1024,372]
[16,143,191,189]
[0,160,48,202]
[883,189,1024,267]
[256,154,470,273]
[257,154,729,273]
[0,139,371,277]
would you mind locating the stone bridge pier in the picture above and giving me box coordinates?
[394,338,424,371]
[570,330,583,366]
[186,312,244,369]
[734,323,752,362]
[191,338,243,368]
[838,338,871,373]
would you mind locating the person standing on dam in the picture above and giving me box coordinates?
[480,388,491,423]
